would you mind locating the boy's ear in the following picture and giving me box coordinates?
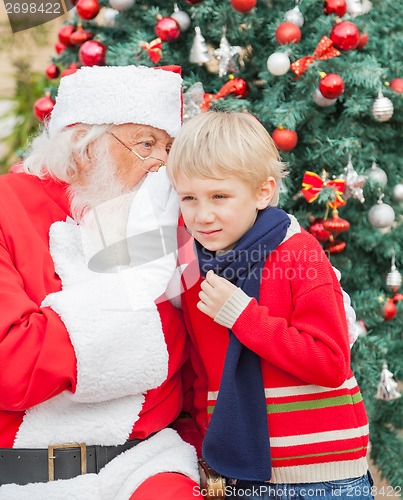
[256,177,277,209]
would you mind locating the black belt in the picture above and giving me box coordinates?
[0,437,149,486]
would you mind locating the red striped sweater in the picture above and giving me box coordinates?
[181,222,369,483]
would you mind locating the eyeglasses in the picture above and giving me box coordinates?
[107,131,167,172]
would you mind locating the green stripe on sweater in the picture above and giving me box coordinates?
[208,392,363,415]
[272,446,367,462]
[267,392,363,413]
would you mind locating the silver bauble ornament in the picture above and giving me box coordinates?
[346,0,372,16]
[267,52,290,76]
[372,88,394,122]
[189,27,210,65]
[365,162,388,187]
[108,0,134,11]
[392,183,403,202]
[368,202,395,228]
[386,254,402,293]
[103,7,119,26]
[284,5,304,27]
[386,269,402,293]
[312,88,337,107]
[171,5,191,31]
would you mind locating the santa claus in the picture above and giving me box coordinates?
[0,65,199,499]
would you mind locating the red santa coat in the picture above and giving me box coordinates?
[0,173,198,498]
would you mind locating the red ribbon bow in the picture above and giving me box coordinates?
[301,171,346,209]
[201,77,249,111]
[290,36,341,78]
[141,38,162,64]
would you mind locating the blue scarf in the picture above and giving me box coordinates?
[196,206,291,482]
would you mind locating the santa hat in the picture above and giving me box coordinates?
[48,65,183,138]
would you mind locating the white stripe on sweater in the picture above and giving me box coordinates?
[270,424,369,447]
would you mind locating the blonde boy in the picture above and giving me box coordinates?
[168,111,373,500]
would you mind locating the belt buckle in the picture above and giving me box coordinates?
[48,442,87,481]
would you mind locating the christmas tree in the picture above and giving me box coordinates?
[30,0,403,487]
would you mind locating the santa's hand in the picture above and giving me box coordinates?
[126,167,180,302]
[197,270,238,319]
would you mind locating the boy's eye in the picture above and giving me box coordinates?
[181,196,195,201]
[213,194,228,199]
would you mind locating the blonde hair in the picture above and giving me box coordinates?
[167,111,288,206]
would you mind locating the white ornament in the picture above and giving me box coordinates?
[212,27,241,77]
[352,320,368,338]
[368,201,395,228]
[284,5,304,27]
[183,82,204,121]
[189,27,210,66]
[376,364,401,400]
[341,156,366,203]
[365,162,388,187]
[372,88,394,122]
[108,0,134,11]
[392,183,403,202]
[386,253,402,293]
[171,4,191,31]
[312,88,337,107]
[103,7,119,26]
[346,0,372,16]
[267,52,290,76]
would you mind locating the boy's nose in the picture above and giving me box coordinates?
[195,207,215,224]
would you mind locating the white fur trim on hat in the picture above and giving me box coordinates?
[48,66,183,138]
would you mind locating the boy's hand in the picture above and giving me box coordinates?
[197,270,238,319]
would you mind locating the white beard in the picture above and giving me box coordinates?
[68,145,141,270]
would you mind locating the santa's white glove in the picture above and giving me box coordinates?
[125,167,180,303]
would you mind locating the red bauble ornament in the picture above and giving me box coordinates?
[61,63,80,78]
[392,293,403,303]
[69,26,93,45]
[58,24,76,47]
[58,25,75,46]
[384,300,397,321]
[46,64,60,79]
[319,73,345,99]
[323,0,347,17]
[390,78,403,93]
[76,0,100,20]
[357,32,368,50]
[155,17,181,42]
[79,40,106,66]
[322,210,350,236]
[308,218,331,242]
[330,21,360,51]
[34,95,55,122]
[324,239,346,254]
[230,0,257,13]
[275,22,301,45]
[55,41,68,54]
[272,128,298,152]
